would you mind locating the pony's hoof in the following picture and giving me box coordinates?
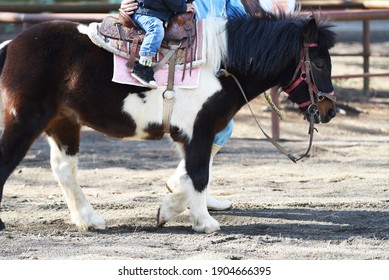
[156,208,166,227]
[207,196,233,211]
[73,212,106,231]
[88,215,106,230]
[0,219,5,231]
[192,217,220,233]
[156,206,174,227]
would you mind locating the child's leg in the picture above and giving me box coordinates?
[131,14,164,88]
[133,15,164,58]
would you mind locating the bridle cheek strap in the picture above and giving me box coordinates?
[283,64,313,108]
[283,75,304,95]
[282,43,335,108]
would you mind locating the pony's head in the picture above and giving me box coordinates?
[236,1,337,123]
[281,16,337,124]
[224,10,337,124]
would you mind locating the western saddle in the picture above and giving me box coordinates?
[98,9,197,85]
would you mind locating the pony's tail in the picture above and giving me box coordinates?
[0,40,10,76]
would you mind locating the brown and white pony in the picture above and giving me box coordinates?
[0,10,336,233]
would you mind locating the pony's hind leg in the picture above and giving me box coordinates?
[0,106,55,230]
[159,174,221,233]
[166,158,232,210]
[46,116,105,230]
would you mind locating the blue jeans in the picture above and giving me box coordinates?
[132,14,164,57]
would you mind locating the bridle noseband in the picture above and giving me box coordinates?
[282,43,336,118]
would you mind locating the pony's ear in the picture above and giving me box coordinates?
[304,15,318,44]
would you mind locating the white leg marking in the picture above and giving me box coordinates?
[161,174,220,233]
[166,159,186,192]
[48,137,106,230]
[206,195,232,211]
[206,157,232,210]
[167,159,232,210]
[158,191,188,227]
[184,177,220,233]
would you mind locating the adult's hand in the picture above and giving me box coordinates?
[186,3,195,13]
[120,0,139,15]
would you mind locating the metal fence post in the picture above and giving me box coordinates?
[362,19,371,96]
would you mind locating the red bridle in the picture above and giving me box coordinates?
[282,43,336,109]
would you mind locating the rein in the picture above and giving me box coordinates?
[217,68,315,163]
[216,43,332,163]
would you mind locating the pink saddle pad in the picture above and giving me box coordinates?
[112,55,201,89]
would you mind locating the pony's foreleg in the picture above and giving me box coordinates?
[159,144,220,233]
[185,175,221,233]
[47,136,105,231]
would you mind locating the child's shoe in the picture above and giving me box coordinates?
[131,62,158,89]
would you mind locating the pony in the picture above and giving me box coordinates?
[0,10,336,233]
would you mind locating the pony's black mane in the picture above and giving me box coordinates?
[225,10,336,76]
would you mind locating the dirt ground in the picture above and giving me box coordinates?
[0,25,388,260]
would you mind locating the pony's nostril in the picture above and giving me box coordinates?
[328,108,336,118]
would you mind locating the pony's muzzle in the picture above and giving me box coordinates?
[317,97,337,123]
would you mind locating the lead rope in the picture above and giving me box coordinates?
[216,69,317,163]
[264,91,284,120]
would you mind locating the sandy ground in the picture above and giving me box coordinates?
[0,26,388,260]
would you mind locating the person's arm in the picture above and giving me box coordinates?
[120,0,139,15]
